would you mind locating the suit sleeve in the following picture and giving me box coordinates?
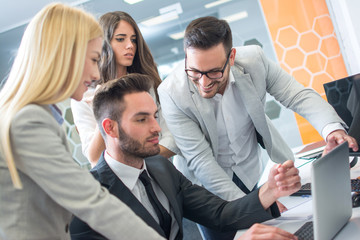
[10,106,164,240]
[168,161,280,231]
[254,46,344,133]
[158,80,245,201]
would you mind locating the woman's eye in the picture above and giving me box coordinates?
[115,38,124,42]
[131,39,137,43]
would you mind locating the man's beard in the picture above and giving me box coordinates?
[117,124,160,158]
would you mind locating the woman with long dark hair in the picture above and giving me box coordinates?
[71,11,177,166]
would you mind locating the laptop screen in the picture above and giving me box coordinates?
[323,74,360,144]
[311,141,352,239]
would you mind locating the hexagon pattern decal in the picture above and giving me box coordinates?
[260,0,348,144]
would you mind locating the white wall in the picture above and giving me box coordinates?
[327,0,360,75]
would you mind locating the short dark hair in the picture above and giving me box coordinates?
[93,73,152,138]
[184,16,233,54]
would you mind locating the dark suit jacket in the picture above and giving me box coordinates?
[70,154,280,239]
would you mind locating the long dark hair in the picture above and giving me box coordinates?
[99,11,161,94]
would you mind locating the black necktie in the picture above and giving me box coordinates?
[139,170,171,239]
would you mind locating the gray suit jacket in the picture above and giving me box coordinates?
[158,45,344,201]
[70,154,280,239]
[0,104,164,240]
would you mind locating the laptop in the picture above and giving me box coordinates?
[291,178,360,196]
[323,74,360,151]
[294,141,352,240]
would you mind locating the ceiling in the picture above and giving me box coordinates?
[0,0,253,82]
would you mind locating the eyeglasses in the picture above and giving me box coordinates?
[185,50,231,80]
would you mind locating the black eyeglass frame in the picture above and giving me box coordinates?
[185,50,232,80]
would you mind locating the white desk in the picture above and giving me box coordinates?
[234,155,360,239]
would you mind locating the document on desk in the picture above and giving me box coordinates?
[278,198,312,220]
[263,199,313,225]
[295,140,326,159]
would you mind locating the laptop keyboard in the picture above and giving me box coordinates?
[294,221,314,240]
[291,179,360,196]
[291,183,311,196]
[352,179,360,191]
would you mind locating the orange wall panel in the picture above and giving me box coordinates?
[259,0,348,144]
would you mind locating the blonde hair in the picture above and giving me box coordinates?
[0,3,102,189]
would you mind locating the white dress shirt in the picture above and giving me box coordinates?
[104,151,179,239]
[211,72,262,192]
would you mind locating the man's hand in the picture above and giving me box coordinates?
[268,160,301,198]
[237,223,298,240]
[323,130,358,156]
[259,160,301,209]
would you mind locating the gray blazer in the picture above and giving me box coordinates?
[158,45,344,201]
[70,154,279,240]
[0,104,164,240]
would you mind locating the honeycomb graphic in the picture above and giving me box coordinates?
[267,11,349,144]
[57,99,90,169]
[244,38,263,48]
[275,14,343,95]
[324,78,353,127]
[265,100,281,120]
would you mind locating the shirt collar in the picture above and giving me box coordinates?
[104,151,148,191]
[229,68,235,84]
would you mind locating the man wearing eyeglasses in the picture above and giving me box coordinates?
[158,16,358,240]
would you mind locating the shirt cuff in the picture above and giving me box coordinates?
[269,202,281,218]
[322,123,346,141]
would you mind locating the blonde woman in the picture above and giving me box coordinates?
[71,11,178,167]
[0,3,163,240]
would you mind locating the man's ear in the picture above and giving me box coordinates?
[229,48,236,66]
[102,118,118,138]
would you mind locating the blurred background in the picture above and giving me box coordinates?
[0,0,277,81]
[0,0,359,168]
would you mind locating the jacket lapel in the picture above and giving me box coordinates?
[93,155,166,238]
[145,157,183,235]
[189,80,219,156]
[231,63,273,152]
